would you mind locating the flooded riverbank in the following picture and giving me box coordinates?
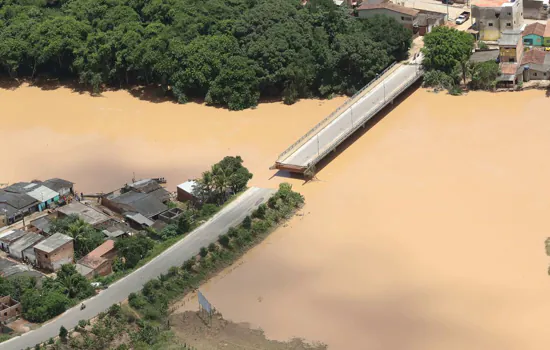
[2,84,550,349]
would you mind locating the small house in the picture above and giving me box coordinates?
[76,240,117,279]
[177,181,197,202]
[498,31,524,63]
[25,185,60,212]
[41,178,74,197]
[0,229,26,252]
[521,49,550,81]
[522,22,545,46]
[33,233,74,272]
[57,201,111,227]
[0,296,21,323]
[356,2,419,30]
[8,232,43,260]
[29,216,53,236]
[0,258,43,279]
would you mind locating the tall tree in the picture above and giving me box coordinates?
[422,26,474,84]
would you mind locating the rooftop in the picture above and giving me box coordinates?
[126,179,163,194]
[26,186,59,203]
[57,202,110,226]
[78,255,107,270]
[499,62,519,75]
[469,50,500,63]
[33,233,73,253]
[472,0,513,7]
[498,32,521,46]
[177,180,197,194]
[0,229,26,243]
[0,258,43,279]
[30,216,53,234]
[9,232,43,253]
[112,191,168,219]
[3,182,38,194]
[356,2,420,16]
[0,190,38,210]
[41,178,73,193]
[523,22,546,37]
[521,49,547,65]
[125,212,154,227]
[75,263,93,276]
[88,239,115,258]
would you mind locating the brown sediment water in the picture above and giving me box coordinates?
[2,84,550,349]
[0,83,345,192]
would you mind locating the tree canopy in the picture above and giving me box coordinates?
[50,214,104,259]
[422,26,474,84]
[0,0,412,109]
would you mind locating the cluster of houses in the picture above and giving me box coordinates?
[0,178,198,281]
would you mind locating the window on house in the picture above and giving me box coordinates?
[508,12,511,15]
[509,58,515,63]
[534,72,538,76]
[3,313,6,316]
[45,254,48,258]
[507,23,511,27]
[401,16,405,20]
[544,73,547,76]
[488,23,494,27]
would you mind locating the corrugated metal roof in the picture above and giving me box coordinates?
[178,180,197,194]
[26,186,59,203]
[33,233,73,253]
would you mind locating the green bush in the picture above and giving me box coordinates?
[199,247,208,258]
[78,319,87,328]
[59,326,68,340]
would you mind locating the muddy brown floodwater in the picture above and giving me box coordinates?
[2,84,550,350]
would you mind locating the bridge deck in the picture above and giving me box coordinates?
[275,57,423,173]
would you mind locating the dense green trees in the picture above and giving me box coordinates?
[469,61,500,90]
[194,156,253,205]
[422,26,474,85]
[50,214,104,259]
[0,0,411,109]
[115,234,154,269]
[0,264,94,323]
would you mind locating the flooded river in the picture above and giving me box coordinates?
[2,84,550,349]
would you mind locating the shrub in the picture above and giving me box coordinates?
[242,215,252,229]
[48,338,54,345]
[78,319,87,328]
[218,234,230,248]
[199,247,208,258]
[208,243,218,252]
[200,204,218,218]
[59,326,68,340]
[253,204,267,219]
[478,41,489,50]
[423,70,454,92]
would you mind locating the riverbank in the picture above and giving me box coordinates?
[28,183,306,350]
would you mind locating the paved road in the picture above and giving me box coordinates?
[2,187,276,350]
[279,60,423,168]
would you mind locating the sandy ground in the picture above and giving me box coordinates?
[170,311,326,350]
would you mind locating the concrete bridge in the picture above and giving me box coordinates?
[273,55,424,175]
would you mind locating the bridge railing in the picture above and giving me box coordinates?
[276,62,398,162]
[308,67,424,168]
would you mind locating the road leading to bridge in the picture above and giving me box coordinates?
[1,187,276,350]
[275,55,424,174]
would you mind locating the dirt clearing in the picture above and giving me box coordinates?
[170,311,326,350]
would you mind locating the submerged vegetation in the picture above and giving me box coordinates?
[0,0,411,109]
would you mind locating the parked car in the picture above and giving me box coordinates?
[456,11,470,24]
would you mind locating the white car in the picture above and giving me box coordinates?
[456,16,467,25]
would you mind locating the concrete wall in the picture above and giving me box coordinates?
[0,296,20,323]
[177,188,194,202]
[474,0,524,41]
[22,247,37,265]
[35,241,74,272]
[357,8,416,30]
[524,34,543,46]
[523,67,550,80]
